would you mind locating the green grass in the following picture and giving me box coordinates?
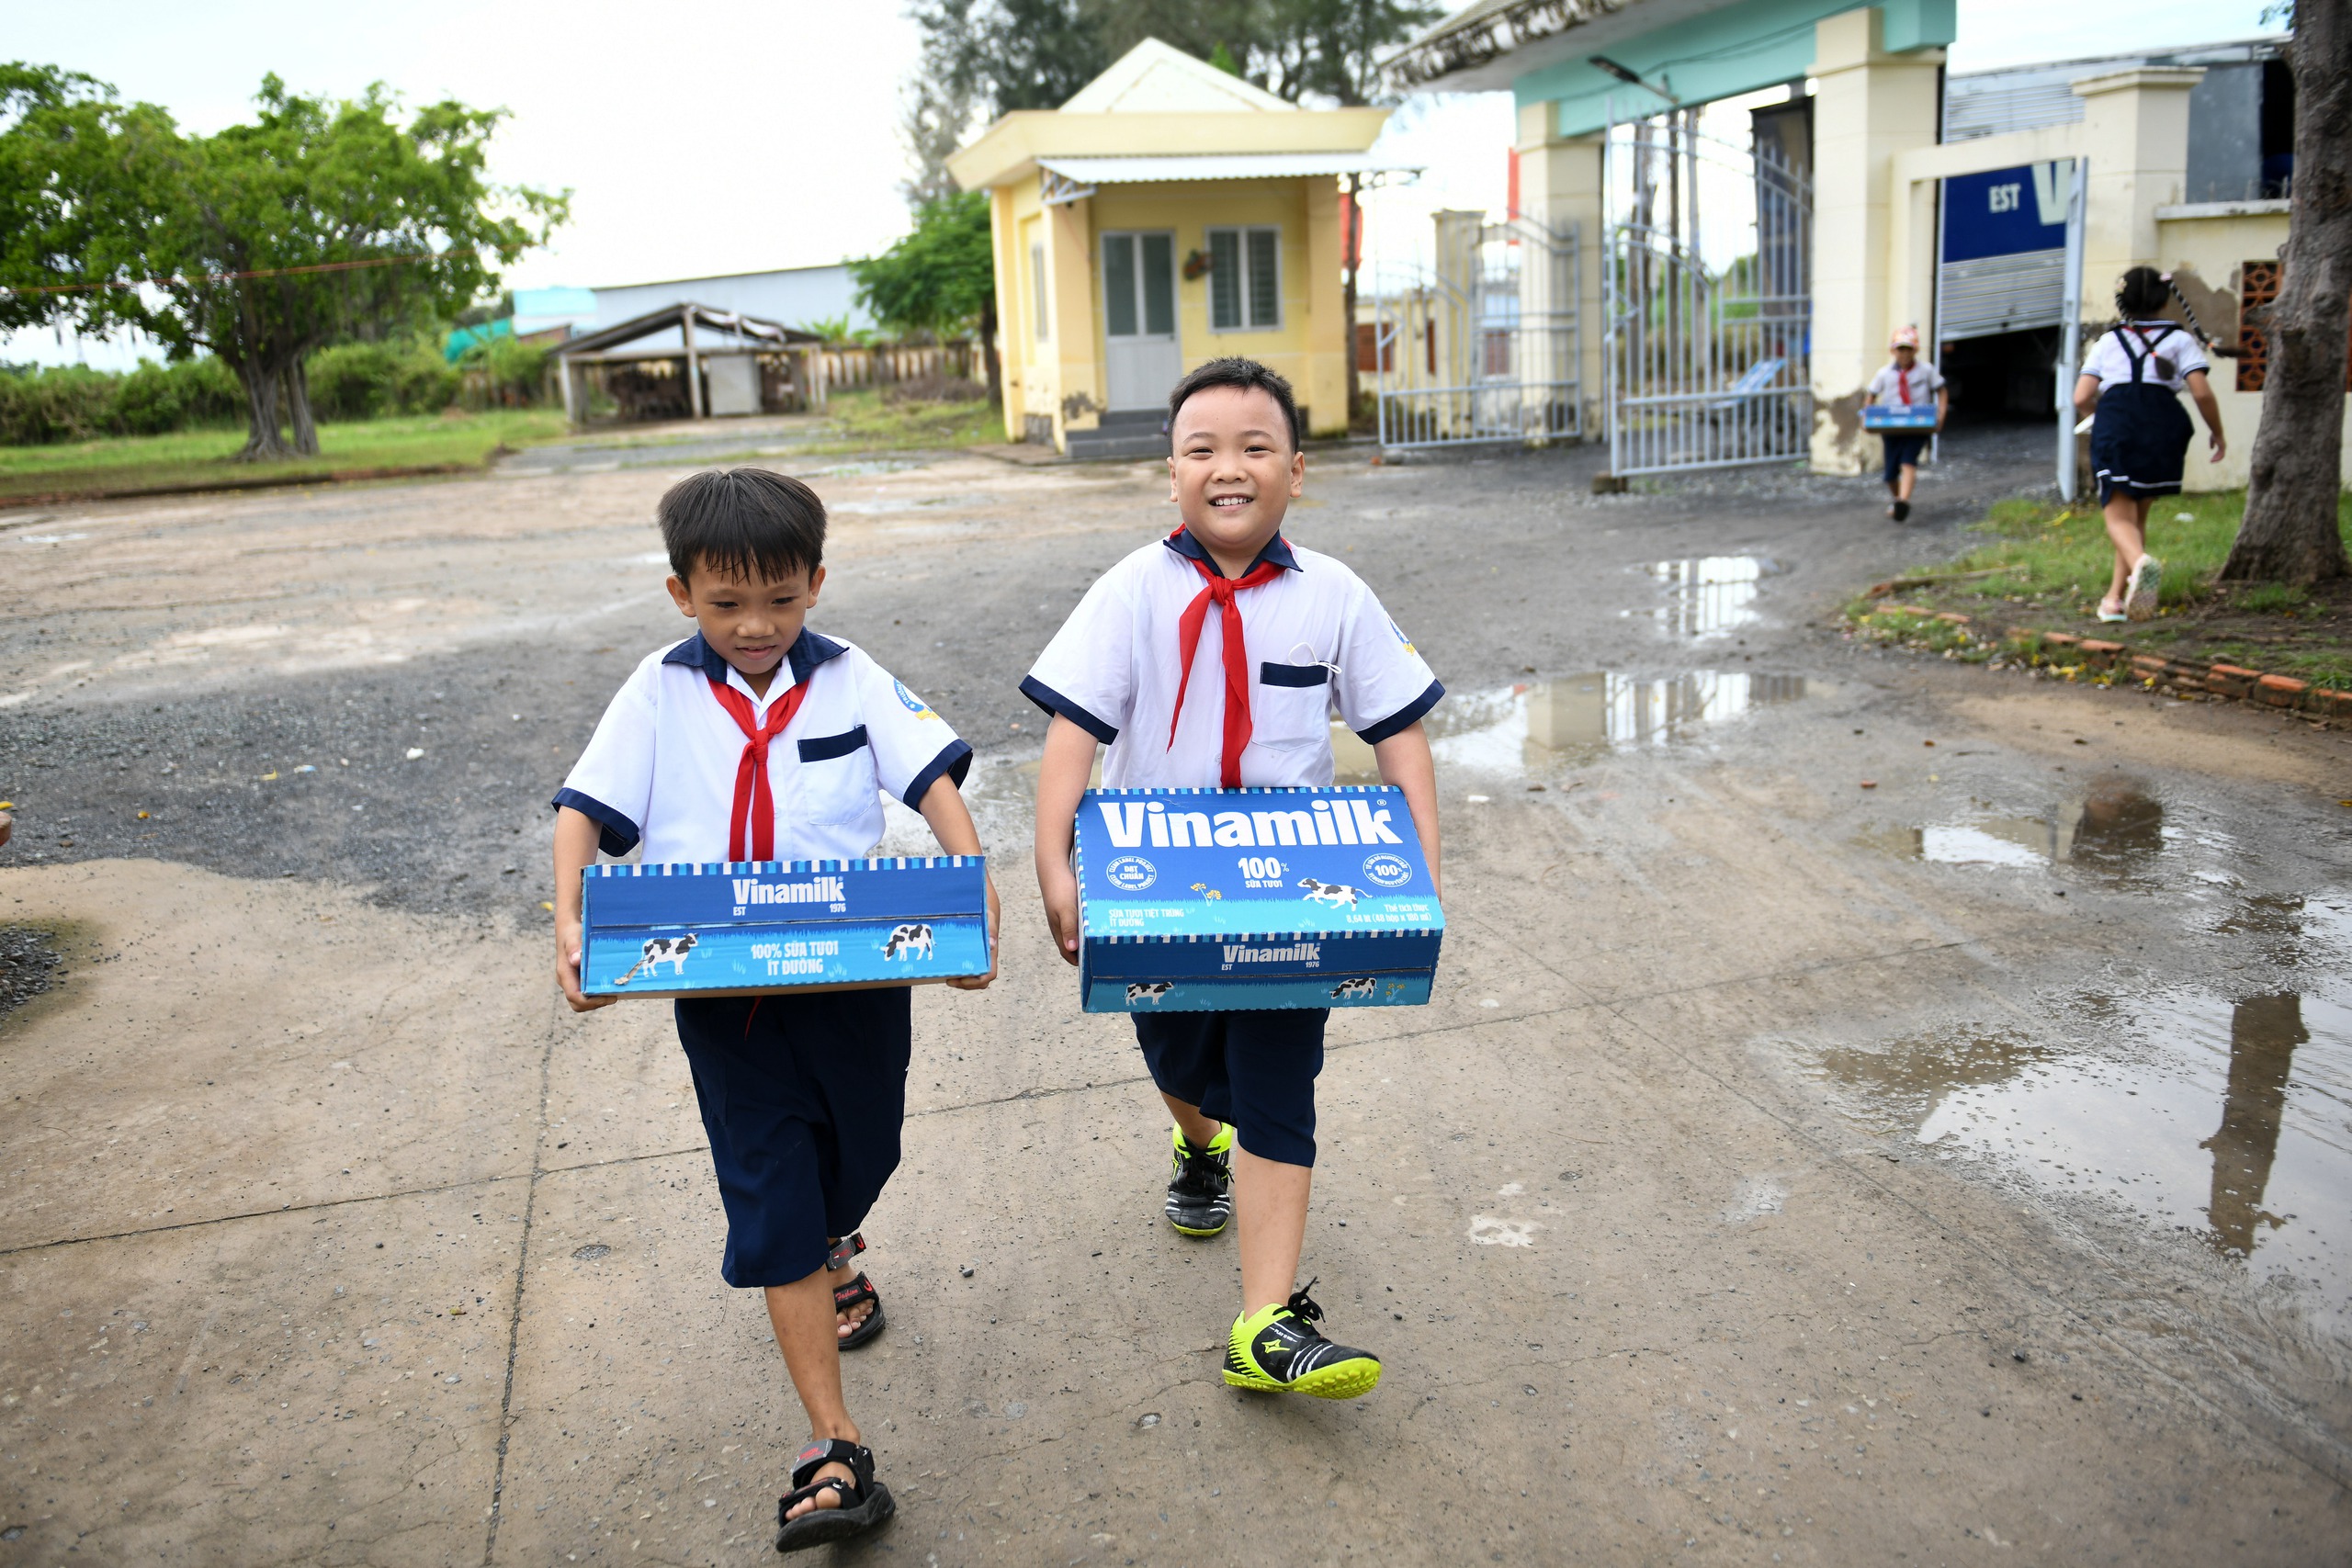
[0,408,569,502]
[801,388,1006,454]
[1850,490,2352,692]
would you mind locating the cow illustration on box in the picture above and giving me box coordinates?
[613,933,697,987]
[1126,981,1174,1005]
[1298,876,1363,908]
[1329,976,1376,1000]
[881,922,933,960]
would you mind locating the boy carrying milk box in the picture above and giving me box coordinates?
[1024,357,1443,1399]
[551,468,999,1552]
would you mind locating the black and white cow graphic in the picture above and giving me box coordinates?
[1125,981,1174,1005]
[1297,876,1364,909]
[614,932,697,987]
[882,922,933,961]
[1329,976,1376,1000]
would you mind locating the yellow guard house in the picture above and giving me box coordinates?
[948,41,1397,458]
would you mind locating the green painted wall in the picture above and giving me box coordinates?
[1514,0,1954,136]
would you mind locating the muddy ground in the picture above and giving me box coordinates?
[1,424,2346,1566]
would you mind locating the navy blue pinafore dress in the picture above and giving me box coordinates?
[2089,323,2195,503]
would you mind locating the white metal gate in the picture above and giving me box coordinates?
[1602,112,1812,476]
[1369,214,1581,451]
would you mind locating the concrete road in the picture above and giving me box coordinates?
[2,429,2346,1565]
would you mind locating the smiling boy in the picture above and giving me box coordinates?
[1023,358,1442,1398]
[551,468,997,1551]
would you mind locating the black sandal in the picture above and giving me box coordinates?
[775,1437,893,1552]
[827,1233,886,1351]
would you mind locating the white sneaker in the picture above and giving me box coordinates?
[2124,555,2163,621]
[2097,598,2129,625]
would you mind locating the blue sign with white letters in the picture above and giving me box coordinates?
[1073,786,1444,1012]
[1941,162,2073,263]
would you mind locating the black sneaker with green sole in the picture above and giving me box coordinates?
[1223,1282,1381,1399]
[1165,1123,1233,1236]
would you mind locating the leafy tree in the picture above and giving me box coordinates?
[4,68,565,460]
[2222,4,2351,584]
[851,189,1001,394]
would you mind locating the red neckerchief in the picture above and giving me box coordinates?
[705,672,811,861]
[1894,364,1912,405]
[1166,528,1288,788]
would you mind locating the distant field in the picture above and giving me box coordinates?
[0,409,570,502]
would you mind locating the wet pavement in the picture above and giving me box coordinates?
[2,421,2348,1563]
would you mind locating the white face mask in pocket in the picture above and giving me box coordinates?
[1250,647,1339,750]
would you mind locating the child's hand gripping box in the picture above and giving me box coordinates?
[581,856,989,998]
[1074,786,1442,1013]
[1860,404,1939,432]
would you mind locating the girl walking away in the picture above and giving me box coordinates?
[2075,266,2227,623]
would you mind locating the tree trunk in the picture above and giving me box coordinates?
[978,292,1002,406]
[284,357,320,457]
[2222,4,2352,585]
[232,355,296,462]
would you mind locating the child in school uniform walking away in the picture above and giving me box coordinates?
[2075,266,2228,623]
[1023,357,1443,1401]
[550,468,999,1552]
[1867,326,1947,522]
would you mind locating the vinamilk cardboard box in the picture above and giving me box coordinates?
[1073,786,1442,1012]
[580,857,989,998]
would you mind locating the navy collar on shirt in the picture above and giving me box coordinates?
[663,627,846,688]
[1162,527,1299,579]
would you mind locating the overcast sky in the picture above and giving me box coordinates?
[4,0,2283,366]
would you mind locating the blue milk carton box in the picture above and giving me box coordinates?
[580,856,989,998]
[1860,404,1939,432]
[1073,786,1442,1012]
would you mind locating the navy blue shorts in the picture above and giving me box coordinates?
[1882,434,1928,484]
[1132,1008,1327,1168]
[673,988,910,1289]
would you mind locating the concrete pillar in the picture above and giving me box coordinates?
[1046,195,1101,454]
[988,187,1022,443]
[1807,6,1943,476]
[1431,209,1484,434]
[1513,105,1606,439]
[2071,68,2202,321]
[1304,175,1348,437]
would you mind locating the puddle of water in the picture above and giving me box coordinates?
[1815,987,2352,1314]
[1862,778,2189,878]
[1644,556,1779,638]
[1346,671,1808,782]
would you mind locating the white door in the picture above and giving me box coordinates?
[1102,231,1182,411]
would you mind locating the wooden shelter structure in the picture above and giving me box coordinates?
[554,302,824,424]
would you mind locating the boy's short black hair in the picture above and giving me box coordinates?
[1167,356,1301,451]
[658,468,827,585]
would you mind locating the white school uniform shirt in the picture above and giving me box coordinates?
[1021,529,1443,788]
[555,628,971,864]
[2083,321,2208,393]
[1865,360,1944,405]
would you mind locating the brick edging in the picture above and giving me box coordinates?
[1865,603,2352,722]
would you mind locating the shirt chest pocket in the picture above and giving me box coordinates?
[793,725,877,825]
[1252,661,1331,750]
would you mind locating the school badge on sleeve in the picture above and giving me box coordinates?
[1071,787,1444,1012]
[579,857,989,998]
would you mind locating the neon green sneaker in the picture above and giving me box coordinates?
[1165,1123,1234,1236]
[1222,1282,1381,1399]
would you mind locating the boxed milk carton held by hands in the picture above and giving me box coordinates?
[1073,785,1442,1012]
[579,855,991,998]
